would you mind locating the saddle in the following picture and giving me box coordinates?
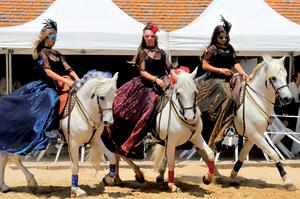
[229,73,246,110]
[57,75,76,119]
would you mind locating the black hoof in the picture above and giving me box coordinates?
[202,175,212,185]
[135,175,145,183]
[102,177,108,186]
[229,181,239,187]
[156,177,164,183]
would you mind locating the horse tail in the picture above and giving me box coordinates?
[86,144,104,171]
[151,144,166,171]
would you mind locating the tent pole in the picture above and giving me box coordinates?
[8,49,13,93]
[5,51,9,95]
[288,52,294,83]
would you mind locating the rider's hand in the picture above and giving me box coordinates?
[155,78,165,88]
[241,73,249,80]
[220,68,233,76]
[65,79,74,87]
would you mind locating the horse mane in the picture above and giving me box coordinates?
[247,61,266,82]
[75,71,115,92]
[175,71,197,93]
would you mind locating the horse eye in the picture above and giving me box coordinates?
[271,77,276,81]
[176,92,180,97]
[99,96,105,100]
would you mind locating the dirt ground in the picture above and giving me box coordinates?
[0,159,300,199]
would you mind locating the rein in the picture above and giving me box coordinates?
[157,86,199,143]
[66,87,109,162]
[237,77,285,137]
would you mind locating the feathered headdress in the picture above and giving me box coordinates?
[220,15,231,34]
[42,19,57,32]
[143,22,159,34]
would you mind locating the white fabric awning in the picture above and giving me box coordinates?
[0,0,168,55]
[170,0,300,56]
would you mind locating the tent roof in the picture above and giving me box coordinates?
[0,0,168,55]
[170,0,300,56]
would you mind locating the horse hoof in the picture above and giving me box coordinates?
[71,187,87,198]
[102,174,115,186]
[1,184,11,193]
[156,177,164,183]
[213,176,224,184]
[202,175,212,185]
[285,183,296,191]
[28,185,38,193]
[229,181,239,187]
[135,174,145,183]
[168,183,181,193]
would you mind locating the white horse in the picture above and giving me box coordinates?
[0,71,119,197]
[104,68,215,192]
[157,55,296,190]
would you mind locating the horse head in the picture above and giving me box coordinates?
[76,71,118,127]
[171,67,198,123]
[262,55,293,106]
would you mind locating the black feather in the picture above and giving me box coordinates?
[220,15,231,33]
[42,19,57,31]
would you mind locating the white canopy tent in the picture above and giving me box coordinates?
[0,0,169,93]
[169,0,300,57]
[0,0,168,55]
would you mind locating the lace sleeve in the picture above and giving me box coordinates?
[40,49,51,70]
[202,45,216,62]
[136,49,147,71]
[60,54,73,73]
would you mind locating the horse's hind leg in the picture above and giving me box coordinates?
[230,139,254,186]
[0,154,10,193]
[122,156,145,183]
[10,156,38,193]
[156,156,167,183]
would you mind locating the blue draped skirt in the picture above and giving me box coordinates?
[0,80,59,155]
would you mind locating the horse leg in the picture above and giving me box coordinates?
[122,156,145,183]
[10,156,38,193]
[69,142,86,198]
[195,147,223,182]
[247,133,295,190]
[191,135,215,185]
[0,154,10,193]
[156,156,167,183]
[166,145,181,192]
[229,139,254,186]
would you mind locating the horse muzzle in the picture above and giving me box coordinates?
[278,95,293,106]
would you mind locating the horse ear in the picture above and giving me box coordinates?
[279,56,286,64]
[112,72,119,83]
[191,67,198,79]
[262,54,272,63]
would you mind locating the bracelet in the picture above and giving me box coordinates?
[152,76,157,83]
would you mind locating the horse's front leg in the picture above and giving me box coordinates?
[191,134,215,185]
[229,139,254,186]
[10,156,38,193]
[166,144,181,192]
[247,132,295,191]
[69,141,86,198]
[0,154,10,193]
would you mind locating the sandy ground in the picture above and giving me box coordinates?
[0,158,300,199]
